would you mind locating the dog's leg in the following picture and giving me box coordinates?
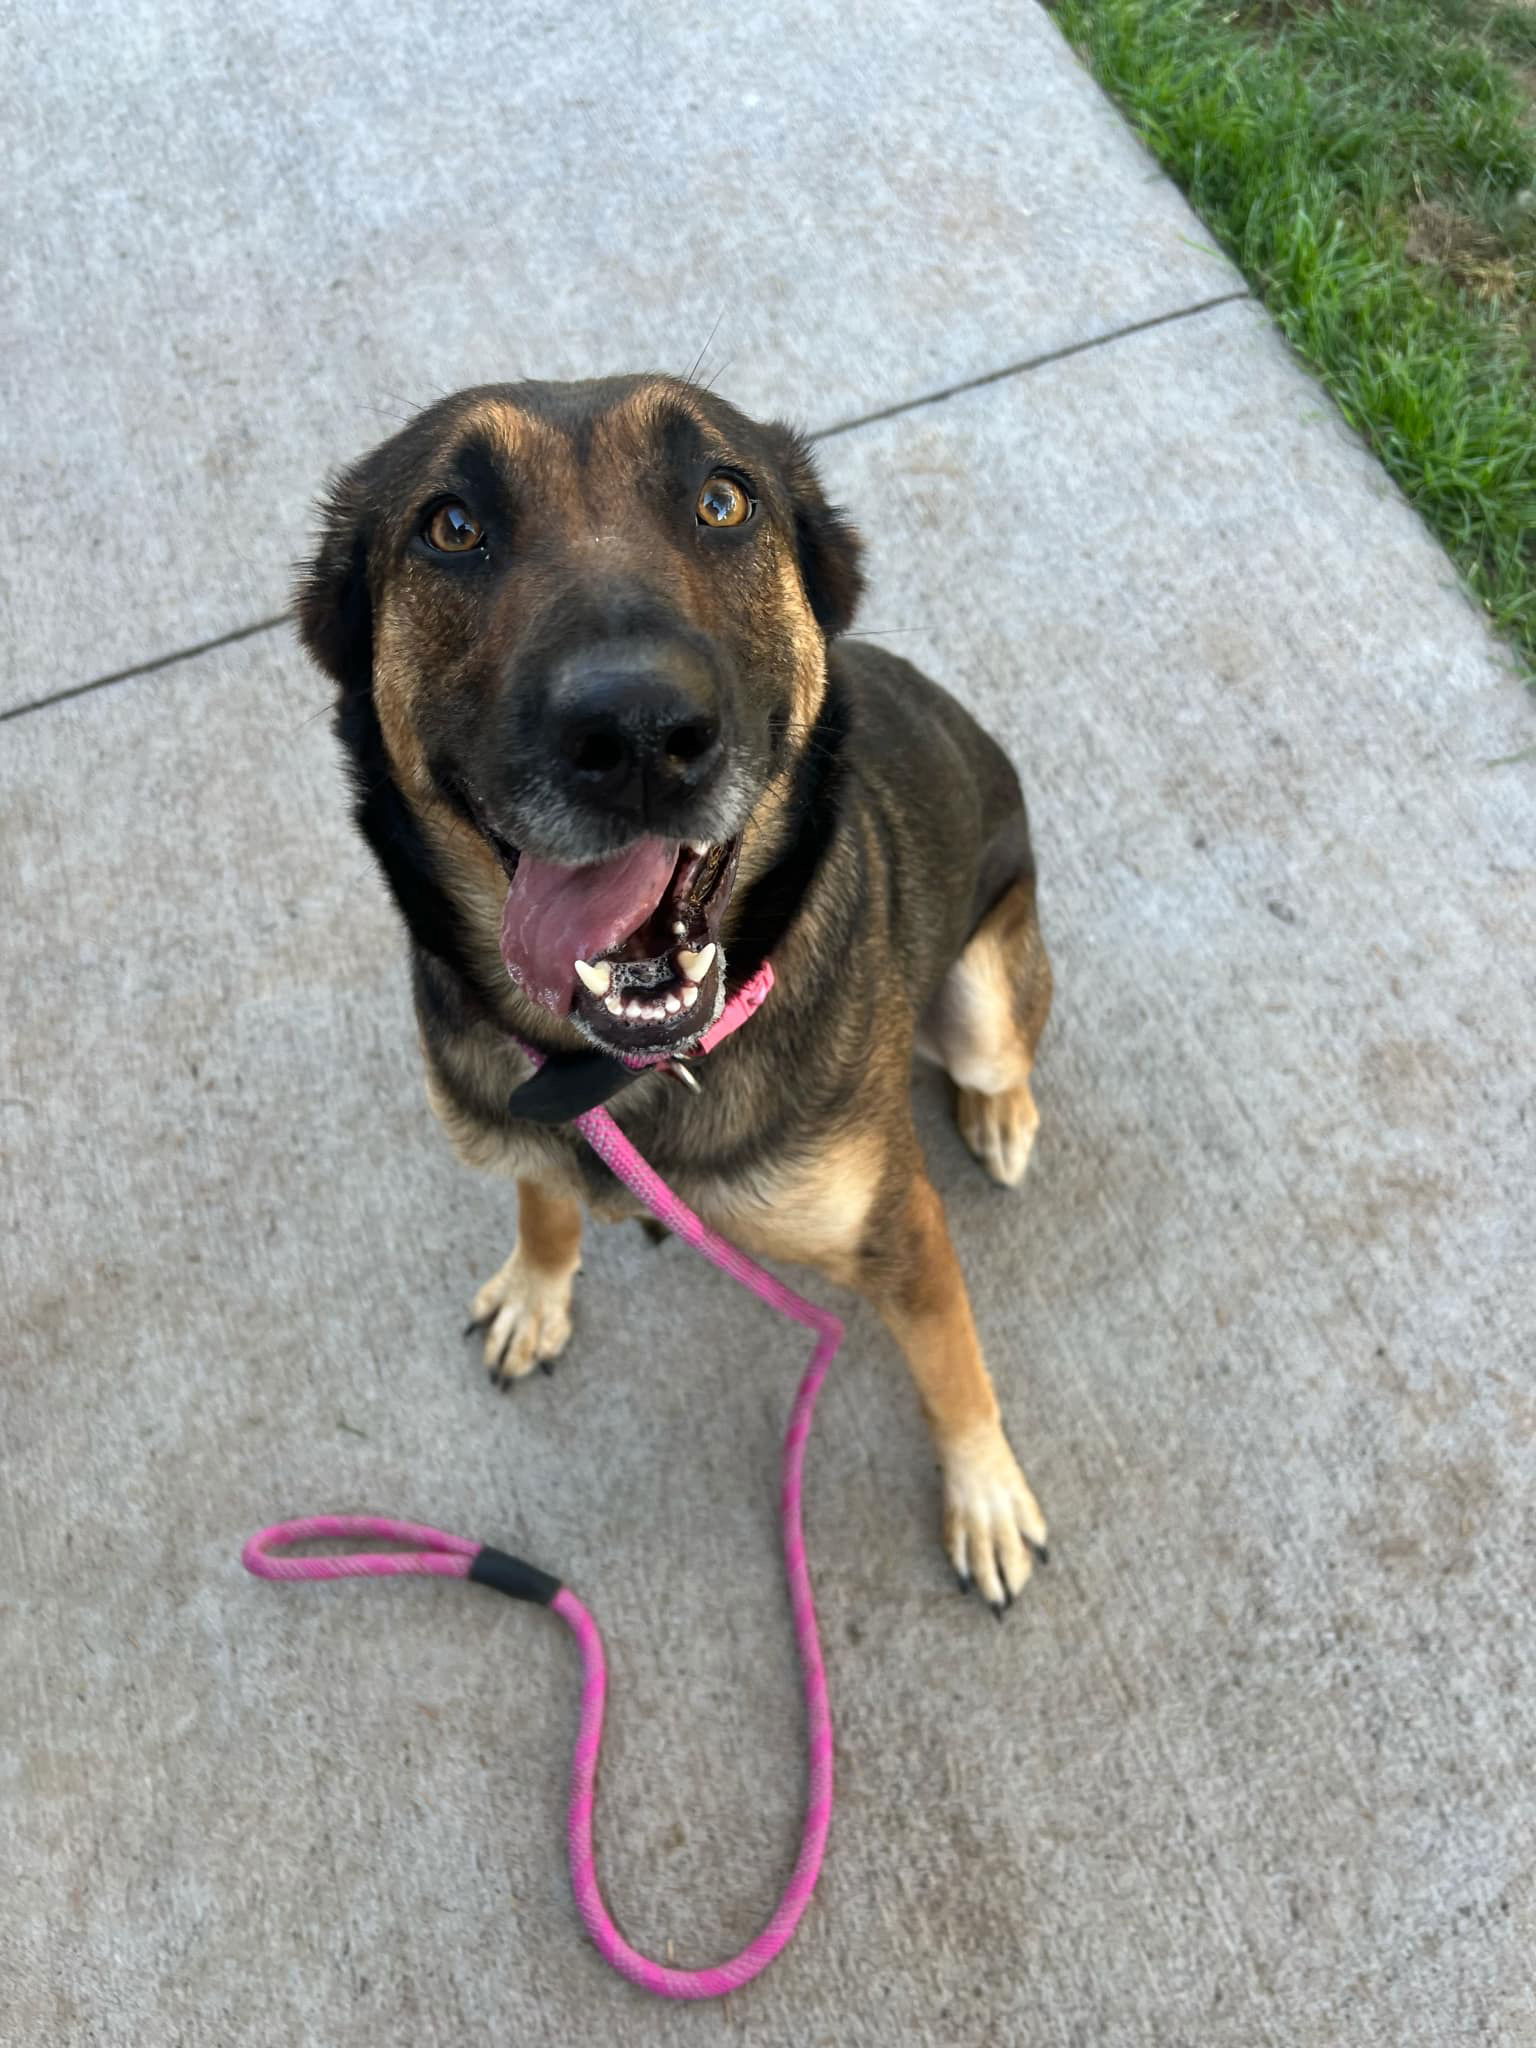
[867,1168,1048,1612]
[705,1114,1047,1610]
[468,1179,584,1387]
[920,876,1052,1188]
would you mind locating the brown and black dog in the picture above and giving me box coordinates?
[296,376,1052,1614]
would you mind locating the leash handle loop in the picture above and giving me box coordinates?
[241,1515,478,1582]
[243,1010,837,2002]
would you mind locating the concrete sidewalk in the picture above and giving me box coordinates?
[4,7,1534,2046]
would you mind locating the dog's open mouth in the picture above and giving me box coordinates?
[498,834,741,1056]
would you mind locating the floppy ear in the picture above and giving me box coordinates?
[770,426,866,639]
[294,458,481,981]
[294,465,375,694]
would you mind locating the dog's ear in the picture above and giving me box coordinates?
[294,463,376,694]
[769,426,865,639]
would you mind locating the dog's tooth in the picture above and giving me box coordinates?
[686,838,710,858]
[664,994,681,1014]
[625,1000,643,1019]
[574,957,612,998]
[676,942,716,984]
[605,994,623,1016]
[681,983,699,1009]
[672,920,687,938]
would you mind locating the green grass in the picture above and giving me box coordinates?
[1050,0,1536,676]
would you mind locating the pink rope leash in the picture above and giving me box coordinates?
[243,1096,843,2002]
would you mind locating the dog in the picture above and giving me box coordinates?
[296,376,1052,1614]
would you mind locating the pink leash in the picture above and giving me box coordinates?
[243,1040,844,2000]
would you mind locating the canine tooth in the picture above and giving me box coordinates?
[574,958,612,998]
[676,942,716,984]
[681,983,699,1009]
[687,838,710,857]
[605,994,623,1016]
[664,994,681,1014]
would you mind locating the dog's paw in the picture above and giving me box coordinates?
[941,1425,1049,1617]
[956,1081,1039,1189]
[464,1248,578,1388]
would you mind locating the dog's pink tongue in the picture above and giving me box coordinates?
[499,837,680,1014]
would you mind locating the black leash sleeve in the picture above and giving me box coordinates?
[506,1050,644,1124]
[468,1546,562,1606]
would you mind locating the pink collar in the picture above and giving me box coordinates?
[506,959,776,1124]
[694,958,775,1057]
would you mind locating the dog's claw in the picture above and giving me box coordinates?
[943,1428,1047,1618]
[955,1569,973,1596]
[540,1359,555,1377]
[466,1251,577,1386]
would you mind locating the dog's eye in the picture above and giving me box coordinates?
[696,474,754,529]
[423,500,484,553]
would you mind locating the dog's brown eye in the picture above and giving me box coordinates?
[423,500,484,552]
[696,474,754,529]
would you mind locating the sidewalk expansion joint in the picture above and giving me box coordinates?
[3,291,1250,727]
[812,290,1252,440]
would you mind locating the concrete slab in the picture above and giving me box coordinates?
[5,297,1535,2046]
[0,0,1239,707]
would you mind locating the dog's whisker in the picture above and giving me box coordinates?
[776,717,846,762]
[698,355,735,399]
[374,387,448,419]
[684,308,726,389]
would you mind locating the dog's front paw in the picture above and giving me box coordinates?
[465,1248,578,1388]
[941,1425,1049,1618]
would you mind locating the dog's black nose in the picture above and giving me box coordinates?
[548,649,724,822]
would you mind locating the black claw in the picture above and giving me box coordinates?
[991,1600,1008,1624]
[488,1366,512,1392]
[1029,1540,1051,1568]
[540,1358,555,1377]
[955,1569,973,1596]
[463,1318,485,1339]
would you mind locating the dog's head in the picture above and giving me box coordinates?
[297,376,863,1058]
